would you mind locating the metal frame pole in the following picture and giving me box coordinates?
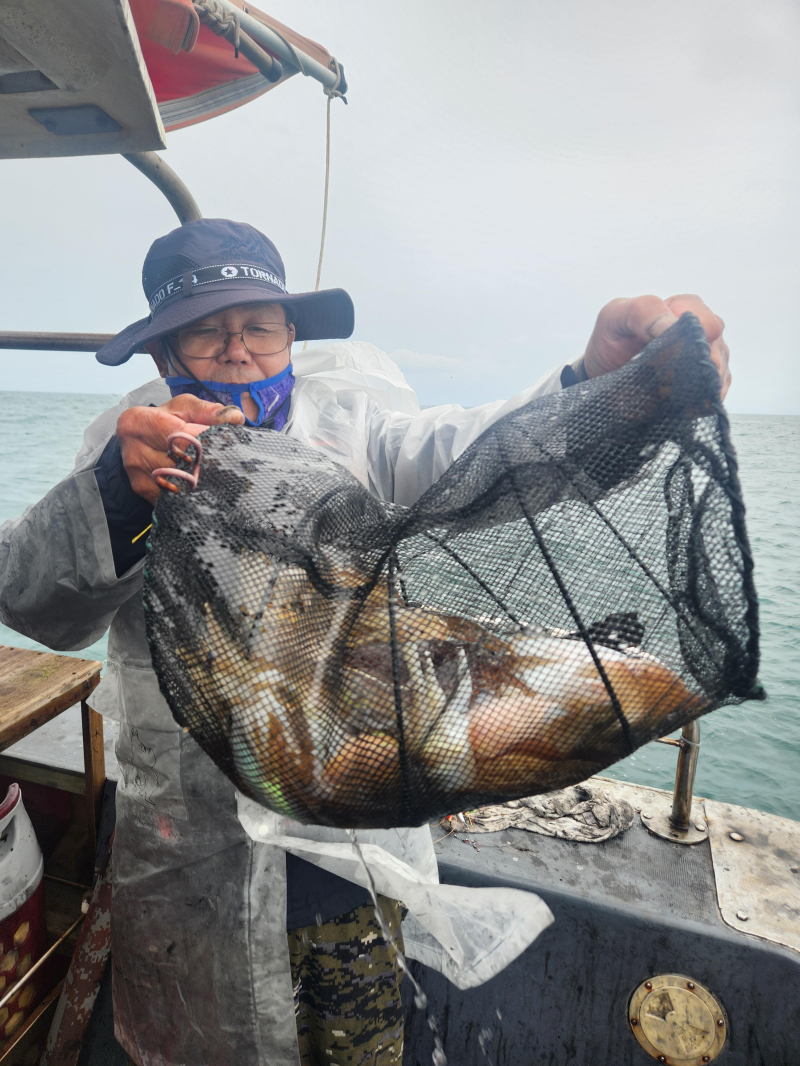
[0,332,115,351]
[1,156,196,351]
[122,151,202,224]
[215,0,344,93]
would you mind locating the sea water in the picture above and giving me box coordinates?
[0,391,797,820]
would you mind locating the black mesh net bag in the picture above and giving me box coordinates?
[143,313,761,828]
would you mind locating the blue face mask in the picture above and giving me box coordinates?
[165,364,295,430]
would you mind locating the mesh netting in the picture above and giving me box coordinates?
[143,314,760,828]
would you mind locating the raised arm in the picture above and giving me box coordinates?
[370,294,729,506]
[367,364,566,506]
[0,434,145,651]
[0,391,244,651]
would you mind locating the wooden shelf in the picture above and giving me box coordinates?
[0,646,110,1061]
[0,648,101,751]
[0,644,106,896]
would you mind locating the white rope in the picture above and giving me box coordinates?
[193,0,240,55]
[303,93,333,351]
[257,21,309,77]
[314,95,332,293]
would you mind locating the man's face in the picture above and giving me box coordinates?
[149,302,294,384]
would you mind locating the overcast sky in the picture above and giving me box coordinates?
[1,0,798,412]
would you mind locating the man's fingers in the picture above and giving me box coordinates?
[584,295,679,377]
[665,294,725,344]
[612,295,684,345]
[118,394,249,505]
[584,293,730,392]
[214,405,246,425]
[164,394,244,427]
[710,336,732,400]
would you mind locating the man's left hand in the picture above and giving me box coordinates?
[581,294,731,399]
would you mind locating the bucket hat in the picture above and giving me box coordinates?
[96,218,354,365]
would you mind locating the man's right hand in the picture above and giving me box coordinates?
[116,396,245,505]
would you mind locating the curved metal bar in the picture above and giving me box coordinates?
[122,152,202,224]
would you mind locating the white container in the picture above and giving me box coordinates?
[0,784,43,922]
[0,783,47,1042]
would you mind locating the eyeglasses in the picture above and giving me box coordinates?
[174,324,292,360]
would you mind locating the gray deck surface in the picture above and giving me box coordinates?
[432,789,722,928]
[403,783,800,1065]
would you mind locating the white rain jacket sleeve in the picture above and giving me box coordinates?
[287,342,565,505]
[0,379,169,651]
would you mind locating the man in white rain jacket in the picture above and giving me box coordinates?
[0,219,729,1066]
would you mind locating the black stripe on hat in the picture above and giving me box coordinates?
[148,263,287,315]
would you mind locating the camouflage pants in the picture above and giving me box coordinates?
[288,897,404,1066]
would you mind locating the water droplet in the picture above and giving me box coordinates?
[495,1008,502,1020]
[432,1048,447,1066]
[478,1027,493,1056]
[414,991,428,1010]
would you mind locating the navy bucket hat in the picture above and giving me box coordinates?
[95,219,354,366]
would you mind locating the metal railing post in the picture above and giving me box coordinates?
[641,719,707,844]
[670,719,700,830]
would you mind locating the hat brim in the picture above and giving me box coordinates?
[95,284,354,366]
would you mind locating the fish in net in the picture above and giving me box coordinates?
[143,313,761,828]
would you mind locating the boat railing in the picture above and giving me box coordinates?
[644,720,707,844]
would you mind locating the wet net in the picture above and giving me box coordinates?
[143,313,761,828]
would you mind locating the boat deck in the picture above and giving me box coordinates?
[405,776,800,1065]
[1,697,797,1065]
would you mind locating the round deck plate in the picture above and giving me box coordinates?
[629,974,727,1064]
[640,808,708,844]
